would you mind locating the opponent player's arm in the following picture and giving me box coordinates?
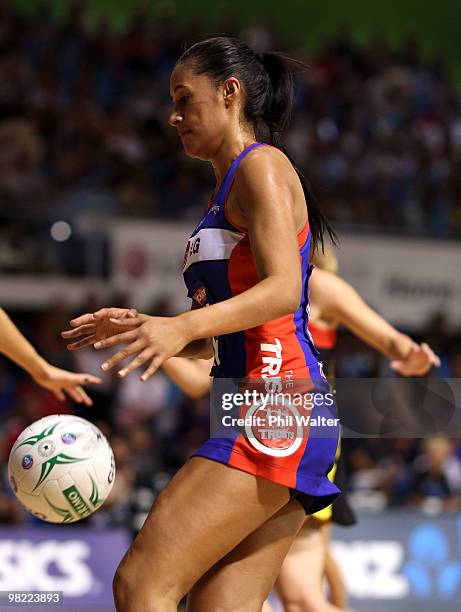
[176,339,213,359]
[0,308,100,404]
[310,270,439,373]
[162,357,213,398]
[0,308,48,379]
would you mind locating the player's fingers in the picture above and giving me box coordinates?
[426,351,441,367]
[67,334,96,350]
[92,308,116,320]
[93,307,131,320]
[74,386,93,406]
[140,355,164,381]
[94,329,138,350]
[61,323,96,339]
[421,343,441,367]
[109,316,143,327]
[76,374,102,385]
[101,341,145,371]
[70,313,96,327]
[53,389,66,402]
[70,373,102,385]
[64,386,83,404]
[118,348,156,378]
[122,309,138,319]
[420,343,433,360]
[390,360,413,376]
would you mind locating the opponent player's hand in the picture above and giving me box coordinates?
[34,363,102,406]
[61,307,140,350]
[92,315,190,381]
[390,342,440,376]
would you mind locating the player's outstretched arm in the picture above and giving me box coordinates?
[0,308,101,405]
[310,269,440,376]
[62,302,214,361]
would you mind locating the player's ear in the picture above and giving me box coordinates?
[223,78,240,107]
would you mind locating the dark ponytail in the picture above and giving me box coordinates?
[178,37,337,252]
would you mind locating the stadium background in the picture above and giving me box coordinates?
[0,1,460,610]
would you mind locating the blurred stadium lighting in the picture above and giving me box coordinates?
[50,221,72,242]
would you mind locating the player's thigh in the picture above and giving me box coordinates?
[116,456,291,600]
[186,498,306,612]
[275,519,340,612]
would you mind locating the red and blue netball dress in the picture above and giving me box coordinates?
[182,142,340,513]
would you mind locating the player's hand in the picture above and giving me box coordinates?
[61,307,140,350]
[92,315,191,381]
[390,342,441,377]
[34,363,102,406]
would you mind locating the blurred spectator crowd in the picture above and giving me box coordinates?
[1,2,461,275]
[1,300,461,528]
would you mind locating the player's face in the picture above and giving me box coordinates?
[169,63,230,160]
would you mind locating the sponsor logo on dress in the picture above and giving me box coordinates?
[183,237,201,269]
[193,286,207,307]
[245,339,305,458]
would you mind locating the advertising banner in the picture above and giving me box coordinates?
[0,528,130,610]
[110,220,191,312]
[1,517,461,610]
[337,234,461,331]
[332,512,461,611]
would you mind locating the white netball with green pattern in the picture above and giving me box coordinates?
[8,414,115,523]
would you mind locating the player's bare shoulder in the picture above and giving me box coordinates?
[231,144,306,233]
[234,144,296,190]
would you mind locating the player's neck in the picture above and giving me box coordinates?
[211,130,257,185]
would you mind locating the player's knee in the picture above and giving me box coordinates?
[113,561,179,611]
[113,540,186,610]
[112,563,132,610]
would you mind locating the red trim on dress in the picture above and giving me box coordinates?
[308,322,337,349]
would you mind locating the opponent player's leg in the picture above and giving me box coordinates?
[323,524,347,609]
[186,498,306,612]
[113,456,291,612]
[275,520,343,612]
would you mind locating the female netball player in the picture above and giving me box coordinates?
[62,36,341,612]
[0,308,100,405]
[157,255,440,612]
